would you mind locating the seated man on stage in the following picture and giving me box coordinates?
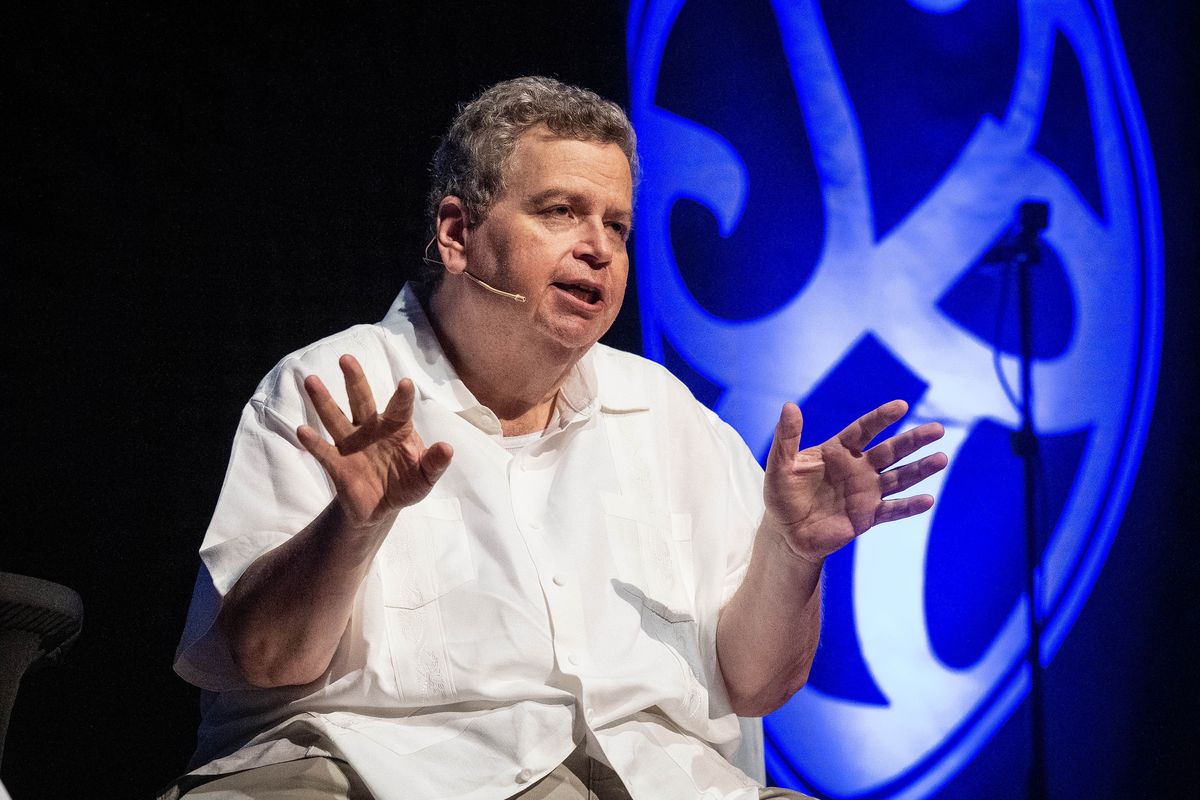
[167,76,947,800]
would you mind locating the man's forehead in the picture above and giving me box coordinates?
[507,127,632,197]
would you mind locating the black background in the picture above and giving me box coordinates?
[2,2,1195,798]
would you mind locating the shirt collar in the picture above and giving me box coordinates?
[594,352,650,414]
[380,283,647,430]
[553,346,651,425]
[380,284,481,415]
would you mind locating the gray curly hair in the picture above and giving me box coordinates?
[423,76,638,280]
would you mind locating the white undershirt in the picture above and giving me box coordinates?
[498,429,544,453]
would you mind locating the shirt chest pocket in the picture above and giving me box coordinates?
[379,497,474,609]
[377,497,474,703]
[600,491,695,622]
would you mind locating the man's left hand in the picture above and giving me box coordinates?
[762,400,947,565]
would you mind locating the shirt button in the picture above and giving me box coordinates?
[528,519,543,530]
[567,653,581,666]
[552,574,567,587]
[516,768,533,784]
[585,707,596,722]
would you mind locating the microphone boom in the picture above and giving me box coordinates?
[463,271,527,303]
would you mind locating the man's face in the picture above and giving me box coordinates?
[461,127,633,355]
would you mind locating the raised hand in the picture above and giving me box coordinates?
[763,399,947,564]
[296,355,454,529]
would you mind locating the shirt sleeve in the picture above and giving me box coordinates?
[706,410,765,608]
[173,365,334,692]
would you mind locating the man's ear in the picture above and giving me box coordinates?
[435,197,470,276]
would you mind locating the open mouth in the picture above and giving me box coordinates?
[553,282,601,305]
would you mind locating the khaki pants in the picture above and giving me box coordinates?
[512,742,814,799]
[173,757,372,799]
[512,740,630,799]
[174,744,815,800]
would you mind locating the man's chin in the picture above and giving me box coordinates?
[539,318,614,354]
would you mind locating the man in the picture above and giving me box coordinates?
[169,77,946,800]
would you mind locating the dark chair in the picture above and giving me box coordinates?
[0,572,84,769]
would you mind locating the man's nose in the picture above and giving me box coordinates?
[574,218,614,268]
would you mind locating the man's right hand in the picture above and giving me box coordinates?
[296,354,454,529]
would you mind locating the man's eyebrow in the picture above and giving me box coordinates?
[525,188,583,207]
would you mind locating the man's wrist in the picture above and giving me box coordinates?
[758,514,826,570]
[322,499,398,549]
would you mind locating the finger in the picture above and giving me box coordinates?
[766,403,804,471]
[339,354,377,425]
[419,441,454,486]
[836,399,909,452]
[303,375,355,441]
[379,378,417,434]
[873,494,935,525]
[297,424,339,471]
[879,452,948,497]
[867,421,946,471]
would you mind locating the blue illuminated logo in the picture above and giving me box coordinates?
[628,0,1161,797]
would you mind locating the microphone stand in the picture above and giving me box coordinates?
[1008,200,1050,800]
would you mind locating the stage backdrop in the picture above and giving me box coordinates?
[2,2,1195,799]
[627,1,1163,797]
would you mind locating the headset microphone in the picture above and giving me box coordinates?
[423,237,528,303]
[459,271,528,303]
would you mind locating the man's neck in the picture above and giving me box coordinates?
[423,282,584,437]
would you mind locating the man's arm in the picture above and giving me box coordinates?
[217,355,453,688]
[716,400,946,716]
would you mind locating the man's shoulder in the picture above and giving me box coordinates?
[250,322,403,410]
[277,323,395,370]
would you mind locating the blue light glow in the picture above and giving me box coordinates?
[628,0,1162,796]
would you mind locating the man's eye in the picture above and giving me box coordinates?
[546,206,572,217]
[608,222,630,239]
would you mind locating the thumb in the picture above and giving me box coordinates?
[419,441,454,486]
[766,403,804,472]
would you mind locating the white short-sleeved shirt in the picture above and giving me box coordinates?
[174,285,767,800]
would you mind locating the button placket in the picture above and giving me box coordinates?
[507,451,588,679]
